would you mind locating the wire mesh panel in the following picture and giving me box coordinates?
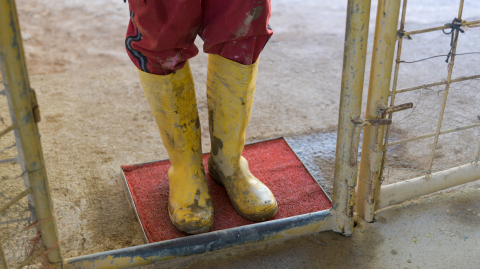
[393,85,447,139]
[1,0,63,266]
[0,0,63,267]
[0,82,46,268]
[380,0,480,193]
[0,83,40,268]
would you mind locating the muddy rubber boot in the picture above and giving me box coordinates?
[206,54,278,222]
[138,62,214,234]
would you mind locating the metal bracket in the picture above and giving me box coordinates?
[350,118,392,167]
[358,102,413,210]
[30,89,41,123]
[347,118,391,217]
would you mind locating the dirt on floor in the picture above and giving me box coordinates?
[1,0,480,262]
[149,187,480,269]
[4,0,346,258]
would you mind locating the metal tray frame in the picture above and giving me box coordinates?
[120,136,332,244]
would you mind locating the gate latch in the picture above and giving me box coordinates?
[379,102,413,118]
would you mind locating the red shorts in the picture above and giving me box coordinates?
[126,0,273,75]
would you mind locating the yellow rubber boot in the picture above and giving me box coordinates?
[206,54,278,222]
[138,62,214,234]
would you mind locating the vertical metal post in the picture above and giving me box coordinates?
[0,245,7,269]
[0,0,63,267]
[332,0,372,235]
[426,0,464,173]
[378,0,407,200]
[356,0,401,222]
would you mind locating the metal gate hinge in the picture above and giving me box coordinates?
[30,89,41,123]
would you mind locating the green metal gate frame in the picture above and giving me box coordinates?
[1,0,374,267]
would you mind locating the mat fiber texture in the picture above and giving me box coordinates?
[122,138,331,243]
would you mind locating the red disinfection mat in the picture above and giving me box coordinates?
[121,138,331,243]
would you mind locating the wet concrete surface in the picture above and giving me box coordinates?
[143,185,480,269]
[137,133,480,269]
[284,132,362,199]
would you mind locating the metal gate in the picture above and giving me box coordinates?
[1,0,373,267]
[356,0,480,222]
[8,0,474,267]
[0,0,63,267]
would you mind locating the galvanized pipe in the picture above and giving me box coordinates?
[0,0,63,266]
[332,0,372,235]
[64,210,333,269]
[356,0,401,222]
[378,161,480,209]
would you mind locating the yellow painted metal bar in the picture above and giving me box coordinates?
[378,0,408,199]
[0,157,18,164]
[332,0,372,234]
[378,161,480,209]
[402,19,480,37]
[476,138,480,161]
[457,0,464,22]
[0,244,7,269]
[0,0,63,267]
[0,123,17,137]
[356,0,401,222]
[394,74,480,95]
[0,188,31,214]
[426,0,464,173]
[16,247,46,269]
[387,122,480,147]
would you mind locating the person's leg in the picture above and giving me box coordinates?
[128,0,214,234]
[202,0,278,221]
[199,0,273,65]
[126,0,203,75]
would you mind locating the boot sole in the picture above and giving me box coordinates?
[208,155,278,222]
[168,209,213,235]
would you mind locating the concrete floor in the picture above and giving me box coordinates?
[147,187,480,269]
[133,132,480,268]
[4,0,479,266]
